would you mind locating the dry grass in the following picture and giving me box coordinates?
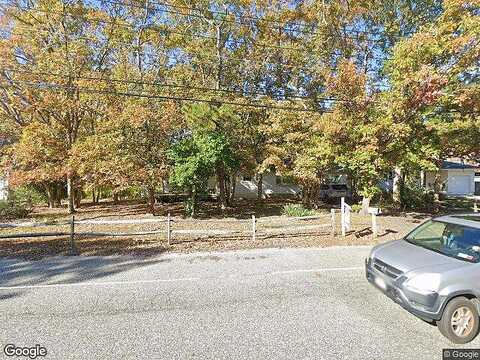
[0,199,429,260]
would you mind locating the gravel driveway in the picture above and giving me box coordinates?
[0,246,475,359]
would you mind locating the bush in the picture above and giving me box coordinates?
[400,181,435,211]
[282,203,317,217]
[183,198,195,217]
[351,203,362,213]
[0,200,30,220]
[121,186,146,200]
[10,186,47,207]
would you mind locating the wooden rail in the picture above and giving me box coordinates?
[0,211,348,255]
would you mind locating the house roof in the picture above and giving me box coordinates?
[441,160,479,170]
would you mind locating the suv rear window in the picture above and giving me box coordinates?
[331,184,347,190]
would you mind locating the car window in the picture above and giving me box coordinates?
[406,220,446,250]
[406,220,480,263]
[331,185,347,190]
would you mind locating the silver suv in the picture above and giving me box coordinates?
[366,214,480,343]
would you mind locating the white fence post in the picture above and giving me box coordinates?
[252,214,256,241]
[372,212,377,239]
[331,209,335,237]
[474,202,478,213]
[167,213,172,245]
[340,197,352,237]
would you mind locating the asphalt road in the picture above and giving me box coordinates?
[0,246,476,359]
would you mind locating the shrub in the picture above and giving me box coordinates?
[183,198,195,217]
[121,186,146,200]
[400,181,435,211]
[351,203,362,213]
[282,203,317,217]
[10,186,47,207]
[0,200,30,220]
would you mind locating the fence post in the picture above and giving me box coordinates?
[331,209,335,237]
[341,197,345,237]
[69,215,77,255]
[372,212,377,239]
[474,202,478,213]
[252,214,256,241]
[167,212,172,245]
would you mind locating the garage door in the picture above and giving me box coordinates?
[448,175,471,195]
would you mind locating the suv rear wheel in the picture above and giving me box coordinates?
[437,297,479,344]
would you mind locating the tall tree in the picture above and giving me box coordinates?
[0,0,119,212]
[384,0,480,199]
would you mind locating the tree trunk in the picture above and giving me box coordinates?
[45,185,54,208]
[302,185,311,207]
[74,187,82,209]
[216,164,227,210]
[67,176,75,214]
[257,173,263,201]
[96,190,100,204]
[230,173,237,204]
[113,193,119,204]
[225,175,231,206]
[191,186,197,218]
[147,187,155,215]
[92,188,96,204]
[392,167,402,205]
[433,172,442,202]
[350,175,359,203]
[53,183,62,207]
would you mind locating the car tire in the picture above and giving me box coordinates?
[437,297,479,344]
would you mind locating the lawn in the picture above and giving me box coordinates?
[0,198,428,260]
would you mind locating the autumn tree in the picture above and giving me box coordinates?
[384,0,480,201]
[0,0,122,212]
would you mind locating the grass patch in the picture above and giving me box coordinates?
[282,204,318,217]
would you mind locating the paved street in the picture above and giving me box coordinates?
[0,246,476,359]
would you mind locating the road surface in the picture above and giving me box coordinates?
[0,246,475,359]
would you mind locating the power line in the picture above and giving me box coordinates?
[0,24,390,73]
[3,1,399,48]
[1,66,393,103]
[3,76,478,116]
[1,67,331,101]
[103,0,405,39]
[0,5,328,53]
[0,78,332,113]
[1,1,395,77]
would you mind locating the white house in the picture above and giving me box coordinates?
[236,172,301,198]
[207,171,301,199]
[423,160,480,197]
